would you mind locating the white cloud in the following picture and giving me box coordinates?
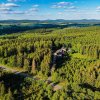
[0,7,12,11]
[1,11,25,14]
[65,9,77,12]
[52,2,72,8]
[69,6,77,9]
[29,8,38,12]
[27,4,39,13]
[0,3,39,16]
[96,6,100,12]
[58,12,63,15]
[33,4,39,7]
[11,11,25,14]
[7,0,26,2]
[0,3,19,12]
[0,3,19,7]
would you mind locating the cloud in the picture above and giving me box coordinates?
[0,3,19,12]
[7,0,26,2]
[58,12,63,15]
[65,9,77,12]
[33,4,39,7]
[52,2,72,8]
[11,11,25,14]
[96,6,100,12]
[0,7,12,11]
[1,11,25,14]
[64,6,77,12]
[29,8,38,12]
[27,4,39,12]
[0,3,19,7]
[69,6,77,9]
[0,3,39,16]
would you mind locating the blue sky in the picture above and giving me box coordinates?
[0,0,100,20]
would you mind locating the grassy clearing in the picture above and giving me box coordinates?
[0,63,26,72]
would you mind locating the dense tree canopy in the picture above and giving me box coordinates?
[0,26,100,100]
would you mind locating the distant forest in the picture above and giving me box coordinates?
[1,20,100,35]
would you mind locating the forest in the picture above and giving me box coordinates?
[1,20,100,35]
[0,26,100,100]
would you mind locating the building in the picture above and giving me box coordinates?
[54,47,66,57]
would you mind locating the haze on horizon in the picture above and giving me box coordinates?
[0,0,100,20]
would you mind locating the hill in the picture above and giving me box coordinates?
[0,26,100,99]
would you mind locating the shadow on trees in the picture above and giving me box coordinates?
[50,53,71,69]
[56,53,71,68]
[0,71,28,100]
[79,83,100,92]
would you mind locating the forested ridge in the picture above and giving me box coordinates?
[1,21,100,35]
[0,26,100,100]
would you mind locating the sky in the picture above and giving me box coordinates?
[0,0,100,20]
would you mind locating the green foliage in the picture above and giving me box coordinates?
[0,26,100,100]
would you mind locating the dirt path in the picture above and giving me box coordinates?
[0,66,63,91]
